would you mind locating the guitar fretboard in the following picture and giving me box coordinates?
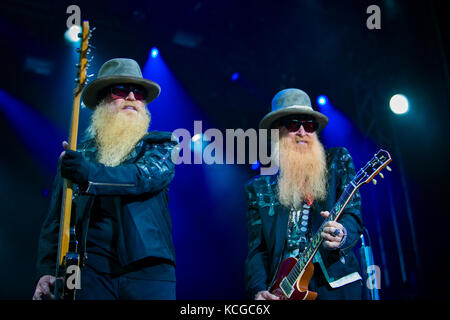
[285,183,357,286]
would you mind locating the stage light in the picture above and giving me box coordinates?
[150,47,159,58]
[192,133,202,142]
[251,160,260,171]
[231,72,239,81]
[317,95,328,106]
[389,94,409,114]
[64,25,81,43]
[41,188,49,197]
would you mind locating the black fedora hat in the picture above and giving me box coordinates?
[259,88,328,133]
[81,58,161,109]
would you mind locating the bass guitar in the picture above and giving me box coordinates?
[54,20,93,300]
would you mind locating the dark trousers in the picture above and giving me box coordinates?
[75,263,176,300]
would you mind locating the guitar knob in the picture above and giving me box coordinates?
[379,172,384,179]
[386,166,392,172]
[372,179,377,185]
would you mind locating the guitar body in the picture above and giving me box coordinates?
[270,257,317,300]
[55,226,80,300]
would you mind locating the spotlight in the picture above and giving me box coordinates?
[64,25,81,43]
[317,95,328,106]
[192,134,202,142]
[251,160,260,171]
[41,188,50,197]
[150,47,159,58]
[231,72,239,81]
[389,94,409,114]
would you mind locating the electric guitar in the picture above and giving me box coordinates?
[54,20,93,300]
[270,149,392,300]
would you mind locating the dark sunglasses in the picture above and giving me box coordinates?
[109,84,147,100]
[281,118,318,133]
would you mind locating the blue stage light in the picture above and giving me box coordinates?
[150,47,159,58]
[41,188,50,197]
[231,72,239,81]
[251,160,260,171]
[317,95,328,106]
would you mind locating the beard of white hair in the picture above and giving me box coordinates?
[273,132,328,209]
[86,99,151,167]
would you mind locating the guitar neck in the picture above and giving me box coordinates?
[285,183,358,285]
[55,20,90,269]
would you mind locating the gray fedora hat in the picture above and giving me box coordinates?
[259,88,328,132]
[82,58,161,109]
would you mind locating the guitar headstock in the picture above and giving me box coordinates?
[354,149,392,188]
[74,21,94,96]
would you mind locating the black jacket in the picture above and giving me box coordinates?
[245,147,363,299]
[35,131,178,282]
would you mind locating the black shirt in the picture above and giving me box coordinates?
[86,196,122,274]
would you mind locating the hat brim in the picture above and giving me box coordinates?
[81,76,161,109]
[259,105,328,133]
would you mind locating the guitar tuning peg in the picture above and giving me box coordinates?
[379,172,384,179]
[87,74,94,78]
[88,44,96,49]
[372,179,377,185]
[90,27,96,32]
[74,77,80,83]
[386,166,392,172]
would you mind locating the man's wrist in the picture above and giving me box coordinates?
[337,226,348,249]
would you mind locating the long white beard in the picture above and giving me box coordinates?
[274,134,328,209]
[86,100,151,167]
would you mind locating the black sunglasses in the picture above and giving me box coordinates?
[109,84,147,100]
[280,118,319,133]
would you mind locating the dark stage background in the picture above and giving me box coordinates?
[0,0,449,300]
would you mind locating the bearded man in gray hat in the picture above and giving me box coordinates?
[33,58,178,300]
[245,88,364,300]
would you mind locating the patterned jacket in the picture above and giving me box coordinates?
[35,131,178,282]
[245,147,363,299]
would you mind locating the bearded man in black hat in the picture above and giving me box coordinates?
[245,88,364,300]
[33,58,178,300]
